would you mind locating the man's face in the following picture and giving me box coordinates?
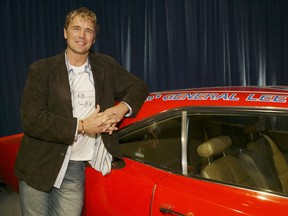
[64,16,96,55]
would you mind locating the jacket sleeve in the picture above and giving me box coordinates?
[114,63,148,116]
[91,53,148,117]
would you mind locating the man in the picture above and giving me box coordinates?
[15,7,148,216]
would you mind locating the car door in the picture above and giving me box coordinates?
[82,158,169,216]
[83,112,188,216]
[83,112,185,216]
[148,110,288,216]
[151,173,288,216]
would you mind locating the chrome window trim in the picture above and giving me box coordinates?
[181,111,188,175]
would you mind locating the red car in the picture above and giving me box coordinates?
[1,86,288,215]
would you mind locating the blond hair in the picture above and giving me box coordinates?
[64,7,99,34]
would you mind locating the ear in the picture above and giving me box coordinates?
[64,28,67,39]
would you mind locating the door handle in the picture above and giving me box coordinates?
[160,207,185,216]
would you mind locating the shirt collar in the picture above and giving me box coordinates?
[65,51,91,74]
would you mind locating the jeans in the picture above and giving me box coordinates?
[19,161,85,216]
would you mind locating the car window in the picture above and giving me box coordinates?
[119,116,183,171]
[119,110,288,195]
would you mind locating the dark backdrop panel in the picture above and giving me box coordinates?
[1,0,287,136]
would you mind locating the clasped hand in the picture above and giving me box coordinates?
[80,103,129,135]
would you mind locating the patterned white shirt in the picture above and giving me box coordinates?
[54,53,112,188]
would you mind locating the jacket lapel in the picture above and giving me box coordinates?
[89,54,104,107]
[51,52,73,116]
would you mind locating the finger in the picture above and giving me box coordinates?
[91,105,101,117]
[95,104,100,112]
[101,123,117,133]
[104,118,119,125]
[108,126,118,135]
[106,110,117,118]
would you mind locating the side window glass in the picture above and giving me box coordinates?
[119,116,182,171]
[195,114,288,195]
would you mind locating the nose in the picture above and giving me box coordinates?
[78,29,85,38]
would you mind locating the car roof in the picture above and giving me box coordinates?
[120,86,288,127]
